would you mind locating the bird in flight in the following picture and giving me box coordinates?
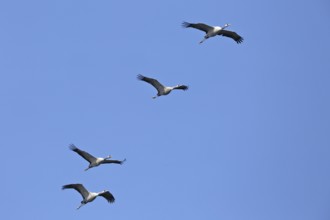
[137,74,188,99]
[182,22,243,44]
[69,144,126,171]
[62,183,115,209]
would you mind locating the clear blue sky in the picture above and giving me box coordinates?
[1,0,330,219]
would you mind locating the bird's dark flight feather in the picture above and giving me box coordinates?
[218,30,244,43]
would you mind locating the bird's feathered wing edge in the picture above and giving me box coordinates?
[218,30,244,43]
[69,144,97,163]
[100,191,115,203]
[137,74,165,92]
[173,85,189,91]
[101,158,126,165]
[182,22,213,33]
[62,184,90,200]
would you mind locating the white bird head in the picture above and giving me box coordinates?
[223,23,231,29]
[106,155,112,159]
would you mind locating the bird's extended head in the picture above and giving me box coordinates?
[223,23,231,29]
[106,155,112,159]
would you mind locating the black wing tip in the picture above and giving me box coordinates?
[103,191,115,203]
[137,74,145,80]
[62,183,81,190]
[62,184,71,190]
[108,198,115,203]
[69,144,78,151]
[120,158,127,164]
[180,85,189,90]
[108,194,115,203]
[236,37,244,44]
[182,21,191,28]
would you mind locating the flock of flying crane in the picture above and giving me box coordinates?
[62,21,244,210]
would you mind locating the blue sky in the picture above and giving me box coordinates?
[1,0,330,219]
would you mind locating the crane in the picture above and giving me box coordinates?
[62,183,115,209]
[69,144,126,171]
[137,74,188,99]
[182,22,243,44]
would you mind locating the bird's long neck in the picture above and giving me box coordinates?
[221,24,229,30]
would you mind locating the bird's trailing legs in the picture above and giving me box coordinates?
[199,36,208,44]
[77,202,85,210]
[84,167,90,171]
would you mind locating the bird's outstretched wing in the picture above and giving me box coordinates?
[173,85,189,91]
[99,191,115,203]
[218,30,244,43]
[69,144,97,163]
[137,74,165,93]
[62,183,90,200]
[101,158,126,165]
[182,22,213,33]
